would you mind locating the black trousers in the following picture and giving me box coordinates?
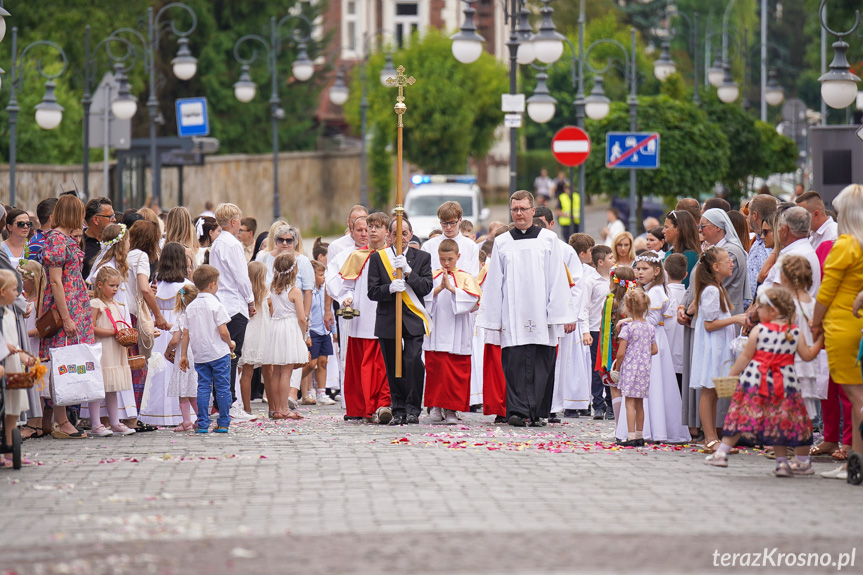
[501,344,557,421]
[589,331,611,413]
[378,335,424,417]
[226,313,248,404]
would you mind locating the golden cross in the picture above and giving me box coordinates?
[386,65,416,103]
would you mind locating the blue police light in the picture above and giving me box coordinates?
[410,175,476,186]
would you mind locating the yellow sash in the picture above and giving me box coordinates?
[339,248,375,280]
[476,264,488,286]
[432,269,482,298]
[564,263,575,288]
[378,248,433,336]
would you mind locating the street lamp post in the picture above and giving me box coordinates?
[234,14,315,222]
[108,4,198,207]
[452,0,563,198]
[5,27,68,206]
[328,36,396,209]
[817,0,862,110]
[657,7,699,104]
[82,25,139,199]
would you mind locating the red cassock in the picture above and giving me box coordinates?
[424,351,471,412]
[482,343,506,417]
[343,337,390,418]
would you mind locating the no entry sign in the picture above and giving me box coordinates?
[551,126,591,167]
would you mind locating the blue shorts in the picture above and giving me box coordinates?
[308,332,334,359]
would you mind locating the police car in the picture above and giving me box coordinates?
[404,175,490,241]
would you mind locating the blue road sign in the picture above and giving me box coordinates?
[605,132,660,169]
[176,97,209,138]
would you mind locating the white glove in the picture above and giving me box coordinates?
[389,279,407,293]
[393,255,412,276]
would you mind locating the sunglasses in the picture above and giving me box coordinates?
[14,221,33,229]
[276,237,294,245]
[759,229,772,237]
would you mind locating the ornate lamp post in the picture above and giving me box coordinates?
[817,0,861,110]
[328,33,397,209]
[233,14,315,221]
[452,0,564,197]
[5,27,68,206]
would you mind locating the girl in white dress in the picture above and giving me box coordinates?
[688,247,746,452]
[85,224,139,425]
[238,261,272,417]
[138,242,187,427]
[780,256,820,421]
[87,267,135,436]
[0,270,34,466]
[616,251,691,443]
[165,285,199,431]
[263,253,309,420]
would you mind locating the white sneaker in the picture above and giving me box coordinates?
[230,406,256,423]
[90,425,114,437]
[110,423,136,436]
[429,407,444,423]
[820,466,848,480]
[334,393,342,402]
[444,410,459,425]
[317,393,336,406]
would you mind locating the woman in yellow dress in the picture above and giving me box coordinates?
[812,184,863,480]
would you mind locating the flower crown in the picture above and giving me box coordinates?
[610,269,638,290]
[635,252,662,264]
[100,224,127,249]
[274,262,297,277]
[17,264,35,280]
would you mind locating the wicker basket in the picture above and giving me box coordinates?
[713,376,740,398]
[128,351,147,371]
[114,320,138,348]
[6,351,43,390]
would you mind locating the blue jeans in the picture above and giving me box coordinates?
[195,355,232,429]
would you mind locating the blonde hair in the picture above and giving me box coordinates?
[94,266,124,301]
[248,261,268,309]
[174,284,199,313]
[165,206,199,260]
[0,269,18,294]
[270,253,297,295]
[759,286,797,341]
[834,184,863,250]
[611,232,636,265]
[624,287,649,319]
[780,254,813,293]
[95,224,130,276]
[693,247,732,316]
[214,203,242,228]
[264,219,289,253]
[18,260,47,316]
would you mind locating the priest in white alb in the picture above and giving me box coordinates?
[476,191,579,427]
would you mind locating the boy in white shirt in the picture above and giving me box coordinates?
[587,244,614,420]
[180,265,236,433]
[663,253,688,391]
[423,239,481,425]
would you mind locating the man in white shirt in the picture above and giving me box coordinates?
[422,201,480,279]
[762,206,821,297]
[533,168,554,206]
[601,207,626,247]
[328,205,369,263]
[477,191,578,427]
[796,191,838,251]
[209,203,256,421]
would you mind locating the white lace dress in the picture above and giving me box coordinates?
[167,312,198,397]
[263,288,308,366]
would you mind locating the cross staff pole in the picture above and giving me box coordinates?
[386,65,415,378]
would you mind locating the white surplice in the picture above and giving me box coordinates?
[421,234,481,277]
[553,242,590,414]
[476,228,578,347]
[423,271,479,355]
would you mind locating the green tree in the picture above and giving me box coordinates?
[343,29,508,174]
[754,120,798,177]
[700,93,762,200]
[368,121,392,211]
[584,96,730,206]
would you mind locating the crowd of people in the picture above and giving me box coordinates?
[1,184,862,483]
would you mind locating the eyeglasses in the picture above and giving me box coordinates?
[440,220,460,228]
[276,237,294,245]
[15,221,33,229]
[759,229,772,237]
[510,207,533,214]
[93,213,115,221]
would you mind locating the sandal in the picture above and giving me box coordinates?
[21,424,46,440]
[285,411,303,420]
[810,442,839,457]
[703,440,721,454]
[51,426,87,439]
[832,448,849,461]
[135,421,159,433]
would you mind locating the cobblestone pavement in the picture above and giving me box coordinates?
[1,402,860,575]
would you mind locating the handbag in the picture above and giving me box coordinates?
[105,306,138,348]
[49,340,105,406]
[36,308,62,339]
[133,252,155,358]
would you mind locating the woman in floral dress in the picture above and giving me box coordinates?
[41,194,94,439]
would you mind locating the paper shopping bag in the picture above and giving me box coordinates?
[49,342,106,406]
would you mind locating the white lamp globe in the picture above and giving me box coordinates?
[111,97,138,120]
[526,102,554,123]
[0,16,6,44]
[533,38,563,65]
[329,83,348,106]
[585,100,610,121]
[717,82,739,103]
[654,60,676,81]
[171,38,197,81]
[708,65,724,87]
[820,79,858,109]
[292,58,314,82]
[451,38,483,64]
[516,40,535,65]
[764,86,784,107]
[35,108,63,130]
[234,82,256,103]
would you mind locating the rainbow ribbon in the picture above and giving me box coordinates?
[596,293,615,372]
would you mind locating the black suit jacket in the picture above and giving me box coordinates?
[367,246,433,339]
